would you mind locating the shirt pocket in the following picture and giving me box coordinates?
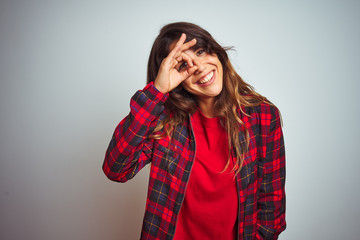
[155,143,180,175]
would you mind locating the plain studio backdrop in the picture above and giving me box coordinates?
[0,0,359,239]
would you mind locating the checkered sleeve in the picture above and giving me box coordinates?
[102,82,168,182]
[257,106,286,239]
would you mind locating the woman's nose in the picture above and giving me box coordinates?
[192,57,205,74]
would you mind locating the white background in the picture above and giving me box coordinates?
[1,0,359,239]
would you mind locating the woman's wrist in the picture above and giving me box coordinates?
[153,81,169,94]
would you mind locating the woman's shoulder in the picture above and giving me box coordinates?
[240,97,281,122]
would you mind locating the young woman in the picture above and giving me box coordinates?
[103,22,286,240]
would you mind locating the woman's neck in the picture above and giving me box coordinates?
[198,98,216,118]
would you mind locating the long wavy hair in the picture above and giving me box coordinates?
[147,22,269,175]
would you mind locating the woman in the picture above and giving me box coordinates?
[103,22,286,240]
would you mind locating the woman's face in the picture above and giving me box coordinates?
[175,46,224,103]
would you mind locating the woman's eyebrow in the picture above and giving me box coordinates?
[189,46,197,50]
[189,43,202,51]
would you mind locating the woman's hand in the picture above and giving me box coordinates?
[154,33,198,94]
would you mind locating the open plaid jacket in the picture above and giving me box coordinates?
[103,82,286,240]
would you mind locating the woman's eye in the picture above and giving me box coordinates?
[196,49,206,56]
[178,62,188,71]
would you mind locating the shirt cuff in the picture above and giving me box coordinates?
[143,81,169,103]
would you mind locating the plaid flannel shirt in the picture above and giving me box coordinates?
[103,82,286,240]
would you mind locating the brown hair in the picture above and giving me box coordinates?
[147,22,268,175]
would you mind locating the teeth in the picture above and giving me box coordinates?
[199,71,214,84]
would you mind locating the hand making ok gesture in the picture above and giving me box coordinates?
[154,33,198,94]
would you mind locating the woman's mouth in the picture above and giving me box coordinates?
[198,71,214,85]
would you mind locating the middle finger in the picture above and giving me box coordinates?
[174,38,197,59]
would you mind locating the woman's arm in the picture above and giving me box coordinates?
[102,82,168,182]
[257,106,286,239]
[103,34,197,183]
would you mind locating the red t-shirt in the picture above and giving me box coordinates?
[173,110,238,240]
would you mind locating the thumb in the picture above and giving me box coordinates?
[181,66,198,81]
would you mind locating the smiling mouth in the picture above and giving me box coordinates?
[198,71,214,84]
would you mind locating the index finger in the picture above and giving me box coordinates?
[167,33,187,59]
